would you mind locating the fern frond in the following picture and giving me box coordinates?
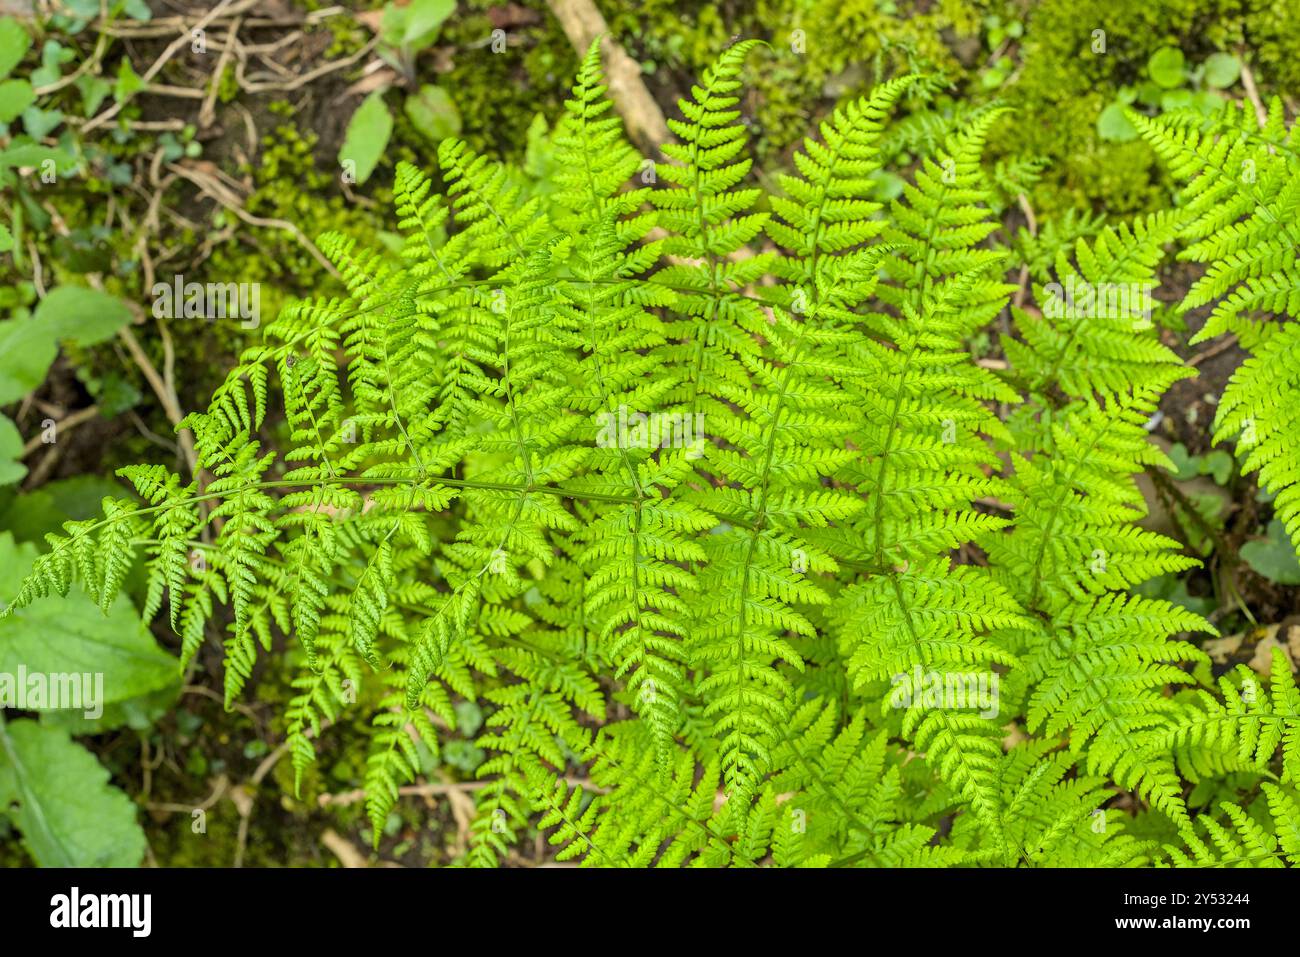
[1134,102,1300,556]
[1005,211,1192,399]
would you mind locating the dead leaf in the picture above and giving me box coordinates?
[488,4,541,28]
[1203,633,1244,664]
[343,65,400,98]
[1250,631,1297,675]
[355,9,384,32]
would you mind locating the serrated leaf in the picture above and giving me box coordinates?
[0,718,146,866]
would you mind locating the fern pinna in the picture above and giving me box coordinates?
[7,41,1300,867]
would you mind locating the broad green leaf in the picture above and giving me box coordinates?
[121,0,152,21]
[0,314,58,404]
[402,0,455,47]
[0,718,146,866]
[29,39,72,88]
[0,18,30,81]
[0,142,72,170]
[379,3,407,47]
[1097,102,1138,142]
[1167,442,1198,480]
[872,169,906,201]
[0,221,11,253]
[0,534,177,706]
[1148,47,1186,89]
[19,103,62,138]
[404,84,461,143]
[380,0,454,49]
[0,78,33,123]
[0,414,23,486]
[75,74,111,116]
[1201,450,1233,485]
[1136,81,1165,107]
[33,285,134,346]
[114,57,143,103]
[0,475,126,543]
[1203,52,1240,89]
[1241,520,1300,585]
[339,89,392,185]
[1191,90,1222,115]
[59,0,102,18]
[41,680,179,734]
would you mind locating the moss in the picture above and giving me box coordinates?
[427,0,1296,216]
[310,0,380,59]
[200,120,386,317]
[990,0,1296,216]
[1243,2,1300,92]
[593,0,985,163]
[216,61,239,104]
[434,8,578,162]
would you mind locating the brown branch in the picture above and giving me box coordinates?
[545,0,669,152]
[81,0,261,134]
[20,404,100,457]
[166,162,340,279]
[1238,50,1268,129]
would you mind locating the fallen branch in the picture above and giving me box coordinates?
[167,162,340,279]
[320,829,370,868]
[546,0,669,152]
[20,404,100,457]
[1238,50,1268,129]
